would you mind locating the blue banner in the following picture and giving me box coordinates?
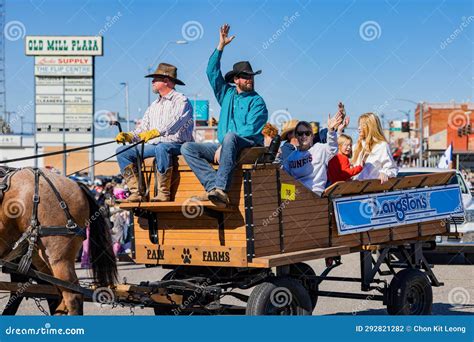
[333,184,464,235]
[0,316,472,342]
[193,100,209,121]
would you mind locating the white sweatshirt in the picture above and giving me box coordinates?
[353,141,398,180]
[283,130,338,195]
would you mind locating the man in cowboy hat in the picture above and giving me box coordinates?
[181,24,268,207]
[115,63,194,202]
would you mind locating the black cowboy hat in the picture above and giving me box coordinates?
[145,63,185,86]
[224,61,262,83]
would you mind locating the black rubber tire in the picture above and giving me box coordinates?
[387,269,433,315]
[246,277,313,316]
[153,270,180,316]
[289,263,318,310]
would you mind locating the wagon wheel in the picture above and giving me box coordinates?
[387,269,433,315]
[246,277,312,316]
[289,263,318,310]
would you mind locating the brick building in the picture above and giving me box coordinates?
[414,102,474,169]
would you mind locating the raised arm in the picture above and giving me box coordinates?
[206,24,235,105]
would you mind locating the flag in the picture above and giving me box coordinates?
[438,143,453,169]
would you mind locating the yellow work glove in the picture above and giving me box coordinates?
[115,132,134,144]
[138,129,160,142]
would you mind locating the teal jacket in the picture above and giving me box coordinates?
[206,49,268,145]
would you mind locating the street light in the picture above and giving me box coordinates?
[147,40,188,106]
[396,98,425,166]
[120,82,130,131]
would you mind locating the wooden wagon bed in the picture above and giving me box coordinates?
[120,148,456,269]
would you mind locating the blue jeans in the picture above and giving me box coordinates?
[181,132,256,192]
[116,142,182,174]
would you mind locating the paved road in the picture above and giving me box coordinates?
[1,253,473,315]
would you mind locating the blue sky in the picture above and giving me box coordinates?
[3,0,473,136]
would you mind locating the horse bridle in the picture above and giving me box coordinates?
[1,166,86,275]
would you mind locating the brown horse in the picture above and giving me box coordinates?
[0,168,117,315]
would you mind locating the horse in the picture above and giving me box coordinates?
[0,167,117,315]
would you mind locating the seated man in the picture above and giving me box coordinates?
[116,63,193,202]
[181,24,268,207]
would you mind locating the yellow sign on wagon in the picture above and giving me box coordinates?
[281,183,296,201]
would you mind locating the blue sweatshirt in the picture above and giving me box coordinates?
[206,49,268,145]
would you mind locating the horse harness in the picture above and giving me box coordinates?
[0,166,86,274]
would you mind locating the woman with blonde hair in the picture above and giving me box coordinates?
[352,112,398,184]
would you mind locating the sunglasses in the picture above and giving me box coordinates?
[296,131,312,137]
[236,73,253,80]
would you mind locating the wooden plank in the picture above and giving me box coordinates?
[420,171,455,187]
[360,178,399,193]
[391,174,428,190]
[250,245,351,267]
[120,200,237,212]
[322,180,369,197]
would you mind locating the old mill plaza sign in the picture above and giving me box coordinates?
[25,36,103,56]
[26,36,103,144]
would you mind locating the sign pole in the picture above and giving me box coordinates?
[90,57,95,181]
[62,76,67,176]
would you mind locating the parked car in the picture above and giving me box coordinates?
[397,167,474,264]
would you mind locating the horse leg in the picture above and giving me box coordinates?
[50,264,84,315]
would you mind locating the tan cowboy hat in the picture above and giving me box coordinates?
[280,119,299,141]
[145,63,185,86]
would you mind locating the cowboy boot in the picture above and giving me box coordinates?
[119,164,143,203]
[151,167,173,202]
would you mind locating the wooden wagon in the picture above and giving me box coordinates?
[116,147,463,315]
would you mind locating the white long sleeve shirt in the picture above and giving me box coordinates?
[132,90,194,144]
[283,130,338,195]
[353,141,398,180]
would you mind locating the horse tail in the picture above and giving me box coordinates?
[77,182,117,286]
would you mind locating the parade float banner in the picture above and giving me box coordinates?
[333,184,464,235]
